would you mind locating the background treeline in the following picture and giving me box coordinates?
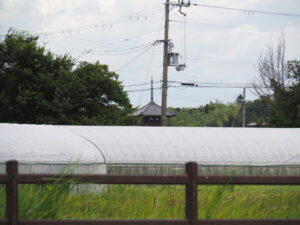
[168,102,239,127]
[168,98,273,127]
[168,90,298,127]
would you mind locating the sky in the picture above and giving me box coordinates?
[1,0,300,108]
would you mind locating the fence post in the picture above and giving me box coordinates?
[185,162,198,225]
[6,160,18,225]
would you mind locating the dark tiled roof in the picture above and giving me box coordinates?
[132,102,176,117]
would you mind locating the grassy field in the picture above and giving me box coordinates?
[0,184,300,219]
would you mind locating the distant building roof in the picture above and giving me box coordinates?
[132,101,176,117]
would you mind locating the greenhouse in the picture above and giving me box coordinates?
[0,123,300,176]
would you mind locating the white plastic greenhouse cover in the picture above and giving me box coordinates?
[0,123,300,166]
[0,123,105,164]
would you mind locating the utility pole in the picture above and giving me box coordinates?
[150,77,154,103]
[161,0,170,126]
[160,0,189,126]
[242,87,246,127]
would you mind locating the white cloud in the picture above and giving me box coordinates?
[96,0,117,14]
[2,0,26,8]
[36,0,83,17]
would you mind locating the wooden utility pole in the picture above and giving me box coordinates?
[161,0,170,126]
[150,77,154,103]
[242,87,246,127]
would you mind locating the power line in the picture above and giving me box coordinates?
[168,94,232,103]
[125,83,265,93]
[125,80,255,88]
[169,73,241,83]
[170,84,258,88]
[39,6,162,36]
[89,41,155,56]
[190,55,254,66]
[52,41,154,62]
[170,19,300,36]
[168,93,217,101]
[125,85,267,92]
[125,85,253,94]
[113,27,165,44]
[192,3,300,18]
[169,80,253,85]
[185,55,257,68]
[124,81,161,88]
[1,5,163,37]
[115,47,153,72]
[40,27,164,48]
[139,12,165,106]
[126,87,162,93]
[151,51,257,68]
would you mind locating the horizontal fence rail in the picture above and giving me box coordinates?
[1,219,300,225]
[2,160,300,225]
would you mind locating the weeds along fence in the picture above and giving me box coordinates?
[2,160,300,225]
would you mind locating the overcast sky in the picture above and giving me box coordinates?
[1,0,300,108]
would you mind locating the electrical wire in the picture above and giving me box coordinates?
[168,84,265,88]
[186,55,257,68]
[170,19,300,36]
[35,5,163,36]
[112,27,165,44]
[89,41,154,56]
[151,51,256,68]
[125,80,255,88]
[168,93,216,100]
[0,5,163,37]
[192,3,300,18]
[40,27,163,47]
[124,81,161,88]
[138,12,165,106]
[169,80,253,85]
[115,46,153,72]
[126,87,162,93]
[33,29,163,62]
[125,83,266,93]
[171,84,249,88]
[190,55,254,66]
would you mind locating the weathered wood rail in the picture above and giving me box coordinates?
[2,160,300,225]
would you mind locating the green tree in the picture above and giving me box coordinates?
[254,34,300,127]
[0,29,135,125]
[60,61,134,125]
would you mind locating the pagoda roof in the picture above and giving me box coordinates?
[132,102,176,117]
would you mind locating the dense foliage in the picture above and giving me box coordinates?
[275,60,300,127]
[168,102,240,127]
[252,59,300,127]
[253,35,300,127]
[0,30,135,125]
[168,90,299,127]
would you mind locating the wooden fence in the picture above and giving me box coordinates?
[2,160,300,225]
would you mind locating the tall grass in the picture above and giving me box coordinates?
[0,184,299,219]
